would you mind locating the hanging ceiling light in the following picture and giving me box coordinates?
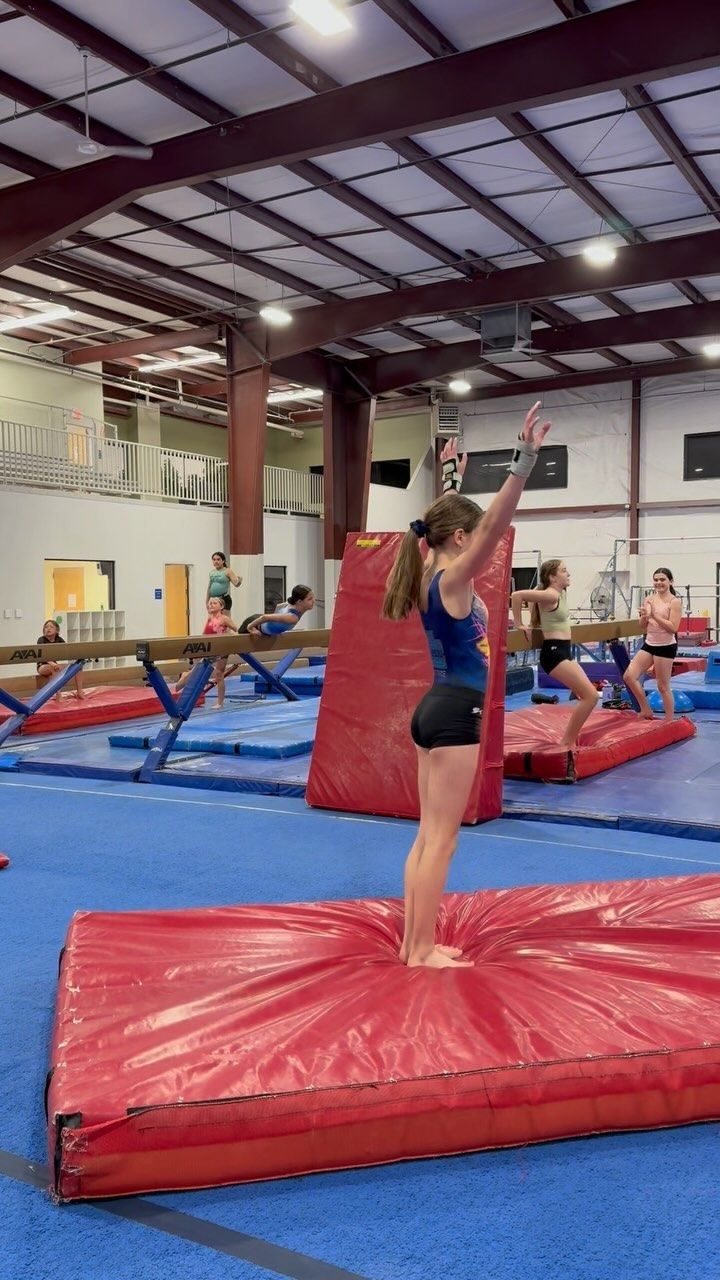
[448,376,471,394]
[290,0,352,36]
[701,340,720,358]
[582,240,617,266]
[0,305,76,333]
[259,304,293,327]
[142,352,222,373]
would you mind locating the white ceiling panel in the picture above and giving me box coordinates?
[410,319,478,343]
[523,91,667,171]
[235,0,426,85]
[266,188,378,238]
[166,43,312,117]
[355,331,420,353]
[250,247,364,292]
[0,98,85,169]
[0,164,23,191]
[551,351,617,371]
[427,138,559,202]
[493,187,602,251]
[612,343,682,363]
[410,0,561,50]
[611,283,694,310]
[338,165,461,217]
[406,206,529,258]
[324,230,441,277]
[589,173,705,236]
[50,0,223,55]
[644,68,720,151]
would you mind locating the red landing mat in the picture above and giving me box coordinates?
[49,877,720,1201]
[307,529,513,823]
[672,658,706,675]
[0,686,169,735]
[504,706,696,781]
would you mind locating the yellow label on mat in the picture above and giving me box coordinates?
[356,538,381,547]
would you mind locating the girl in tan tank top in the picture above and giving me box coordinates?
[511,558,601,751]
[624,567,682,721]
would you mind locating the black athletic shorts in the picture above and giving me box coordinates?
[539,638,572,675]
[642,641,678,660]
[410,684,483,750]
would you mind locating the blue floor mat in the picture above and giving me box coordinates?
[109,700,319,757]
[1,780,719,1280]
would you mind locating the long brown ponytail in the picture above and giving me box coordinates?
[530,557,563,628]
[382,492,483,620]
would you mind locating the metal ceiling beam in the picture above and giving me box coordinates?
[186,0,338,94]
[233,228,720,368]
[64,326,221,366]
[532,299,720,353]
[10,0,227,124]
[468,353,719,400]
[370,0,456,58]
[622,84,720,221]
[499,110,705,312]
[2,0,719,269]
[355,299,720,394]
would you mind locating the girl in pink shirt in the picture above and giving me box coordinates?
[623,567,682,721]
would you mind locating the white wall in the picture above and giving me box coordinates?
[263,513,325,626]
[0,338,105,431]
[366,449,435,531]
[636,372,720,614]
[0,488,324,670]
[460,384,631,509]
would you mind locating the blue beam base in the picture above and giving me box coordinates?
[138,660,212,782]
[609,640,642,712]
[0,661,85,746]
[241,650,300,701]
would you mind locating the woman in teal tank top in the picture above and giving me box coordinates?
[207,551,241,610]
[511,558,600,751]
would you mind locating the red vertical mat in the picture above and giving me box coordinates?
[307,528,513,822]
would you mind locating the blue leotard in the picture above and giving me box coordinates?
[419,571,490,694]
[260,605,301,636]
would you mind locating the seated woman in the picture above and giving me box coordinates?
[241,585,315,636]
[36,619,85,701]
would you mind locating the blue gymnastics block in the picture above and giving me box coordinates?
[648,690,694,713]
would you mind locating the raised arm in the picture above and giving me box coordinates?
[510,588,558,628]
[443,402,551,590]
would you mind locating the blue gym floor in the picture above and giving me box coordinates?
[2,670,720,835]
[1,773,719,1280]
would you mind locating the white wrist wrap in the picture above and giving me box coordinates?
[510,436,537,479]
[442,459,461,492]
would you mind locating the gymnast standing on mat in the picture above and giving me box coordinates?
[623,567,682,721]
[383,402,551,969]
[176,597,238,710]
[510,560,600,750]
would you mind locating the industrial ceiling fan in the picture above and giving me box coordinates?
[76,49,153,160]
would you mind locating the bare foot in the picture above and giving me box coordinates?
[399,943,463,963]
[407,947,473,969]
[559,740,577,751]
[639,710,655,720]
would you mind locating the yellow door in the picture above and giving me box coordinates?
[164,564,190,636]
[53,567,85,612]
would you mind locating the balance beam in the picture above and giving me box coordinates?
[0,622,638,670]
[0,630,331,667]
[506,620,643,655]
